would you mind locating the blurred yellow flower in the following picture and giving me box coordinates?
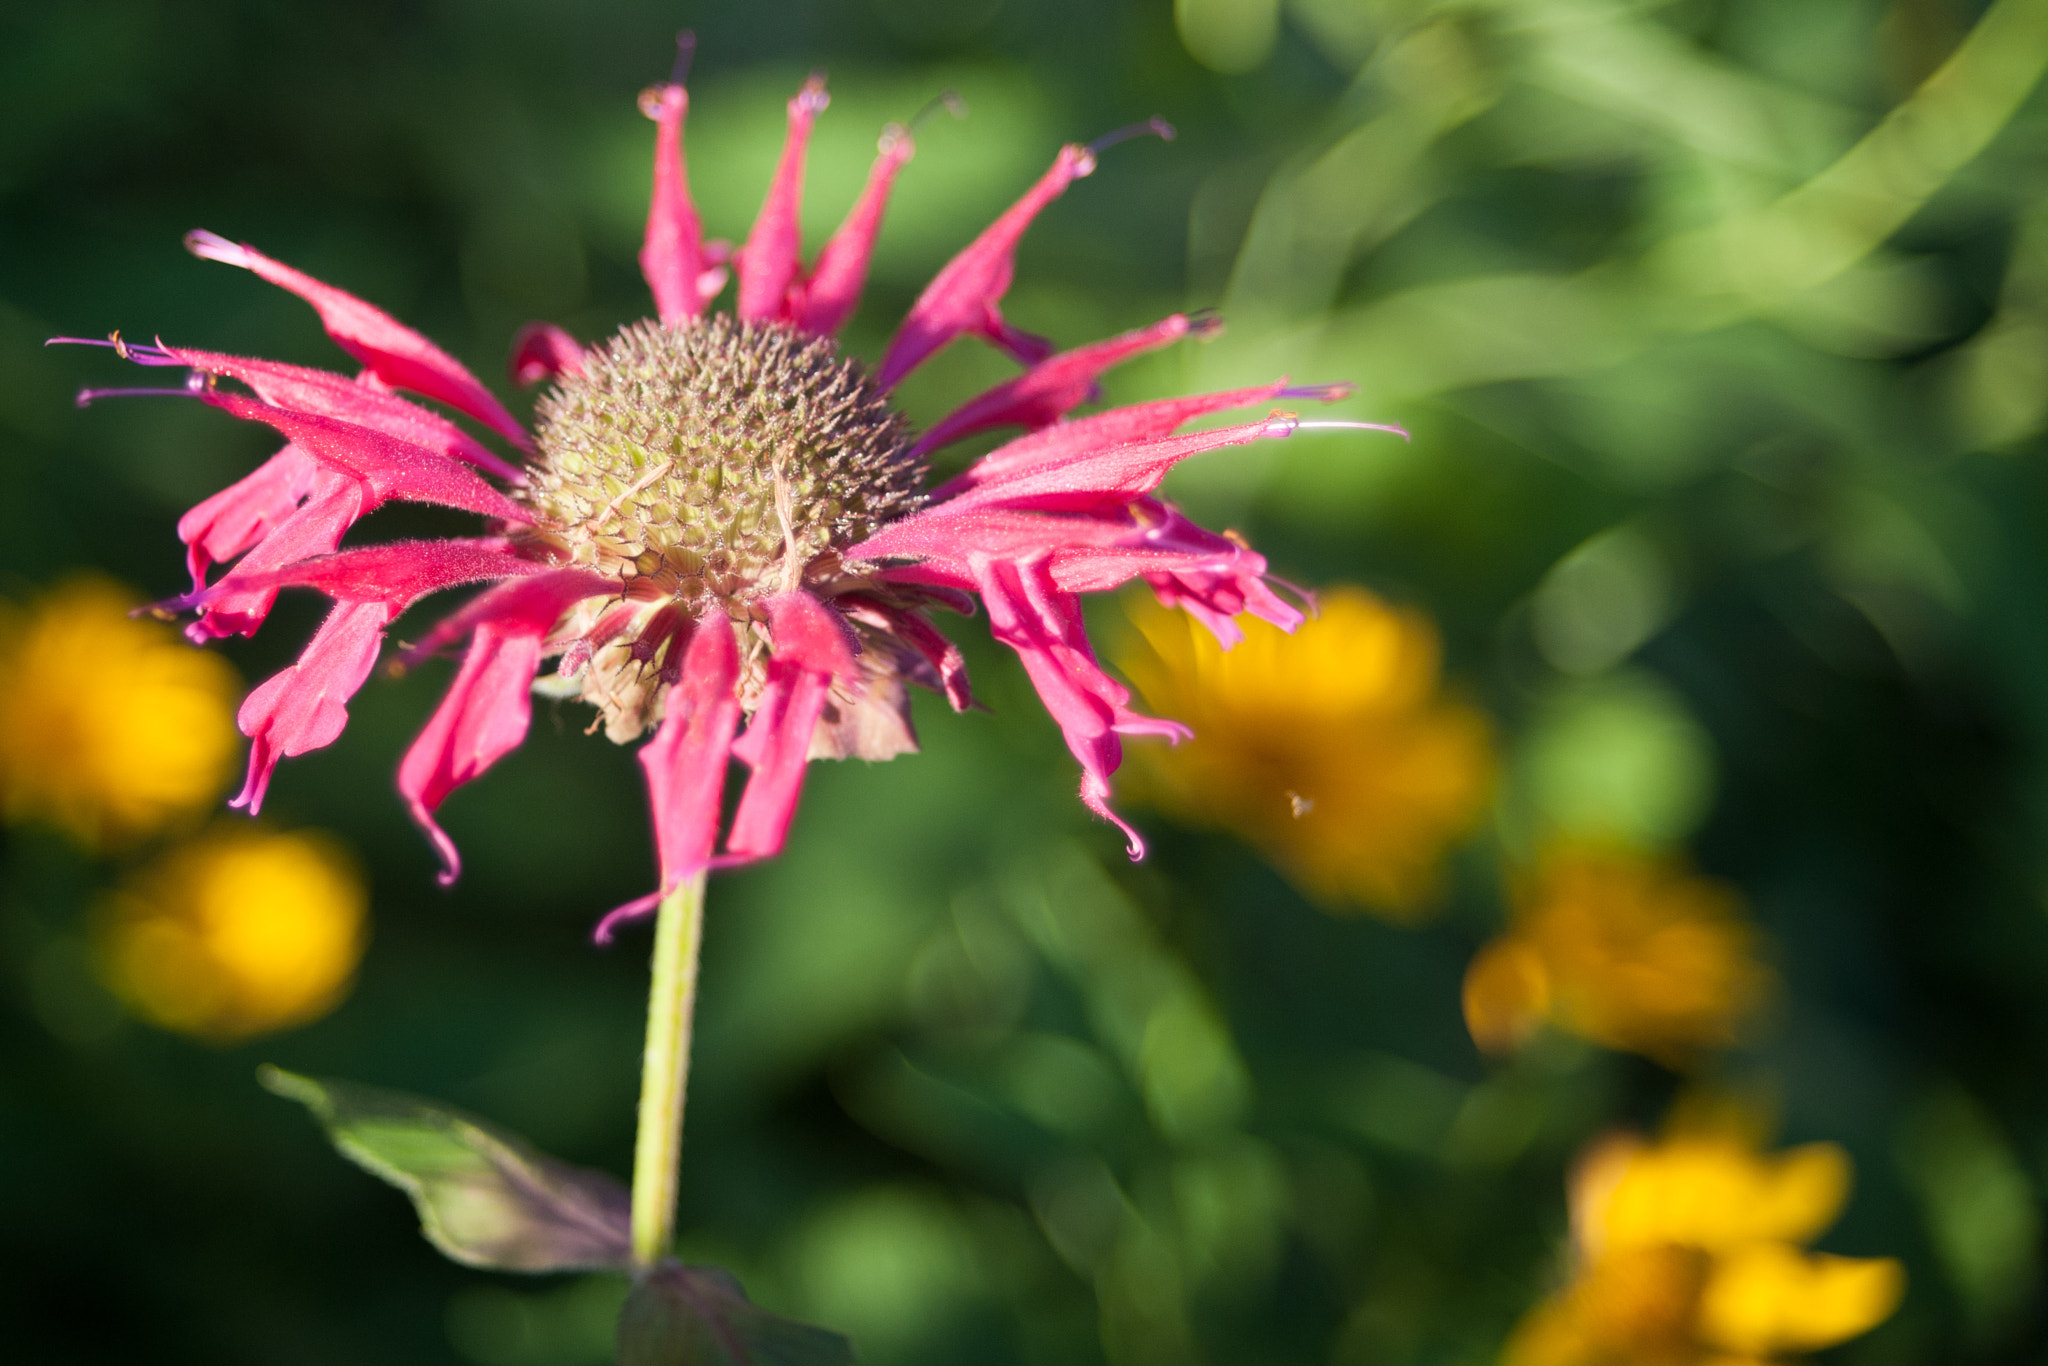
[1505,1111,1903,1366]
[96,825,369,1043]
[1463,845,1771,1065]
[0,577,239,847]
[1117,586,1493,919]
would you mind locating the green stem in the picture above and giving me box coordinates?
[629,872,707,1268]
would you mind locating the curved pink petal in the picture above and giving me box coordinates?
[737,77,828,323]
[874,143,1093,391]
[911,313,1203,457]
[970,555,1175,858]
[186,472,362,642]
[183,230,528,446]
[233,600,395,814]
[203,392,531,524]
[177,443,319,590]
[510,323,586,387]
[194,538,546,612]
[398,567,620,670]
[939,413,1295,515]
[794,125,916,336]
[161,345,523,481]
[399,621,545,885]
[931,381,1299,500]
[642,617,744,887]
[394,569,612,885]
[639,84,709,324]
[722,592,859,864]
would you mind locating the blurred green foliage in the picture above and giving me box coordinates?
[5,0,2048,1362]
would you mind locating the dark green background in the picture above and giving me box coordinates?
[4,1,2047,1362]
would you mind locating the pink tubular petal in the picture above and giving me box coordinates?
[722,592,859,863]
[874,143,1093,391]
[638,84,708,324]
[509,323,586,387]
[931,382,1294,500]
[177,443,319,590]
[940,414,1293,514]
[187,474,363,641]
[398,620,546,886]
[183,230,528,446]
[392,567,613,883]
[737,76,829,323]
[203,392,531,524]
[233,600,395,814]
[195,538,547,612]
[161,345,524,481]
[398,567,620,670]
[970,556,1167,858]
[794,126,916,335]
[630,615,742,917]
[912,313,1199,457]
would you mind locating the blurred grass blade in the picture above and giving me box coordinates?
[618,1262,855,1366]
[259,1065,632,1272]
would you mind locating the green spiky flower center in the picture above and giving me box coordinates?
[520,316,921,742]
[523,316,919,603]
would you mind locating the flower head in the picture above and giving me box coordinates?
[71,51,1373,933]
[0,578,240,848]
[1506,1105,1903,1365]
[1115,586,1493,918]
[1463,843,1772,1065]
[96,824,368,1042]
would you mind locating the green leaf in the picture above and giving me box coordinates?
[259,1065,632,1273]
[617,1262,856,1366]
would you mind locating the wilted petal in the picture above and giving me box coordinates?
[183,230,528,446]
[177,443,319,590]
[638,84,709,323]
[234,600,396,814]
[912,313,1205,457]
[875,143,1093,390]
[509,323,586,387]
[737,77,828,323]
[162,345,523,481]
[794,126,916,336]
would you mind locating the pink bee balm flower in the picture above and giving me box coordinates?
[71,57,1378,939]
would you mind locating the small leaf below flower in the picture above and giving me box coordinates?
[618,1261,856,1366]
[259,1064,632,1272]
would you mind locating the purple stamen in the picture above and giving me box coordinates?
[1087,117,1176,156]
[47,334,181,366]
[1186,308,1225,340]
[909,89,967,132]
[1280,382,1358,403]
[1292,419,1409,441]
[76,373,207,408]
[669,31,696,87]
